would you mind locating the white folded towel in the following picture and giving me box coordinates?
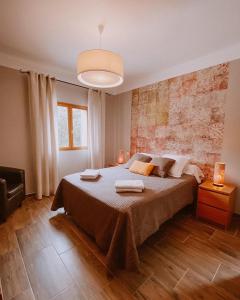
[80,169,100,180]
[115,180,144,190]
[116,188,143,193]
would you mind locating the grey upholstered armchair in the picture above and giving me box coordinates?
[0,166,25,222]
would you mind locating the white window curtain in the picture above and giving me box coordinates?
[28,72,58,199]
[88,89,106,169]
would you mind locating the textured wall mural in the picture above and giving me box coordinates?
[131,63,229,178]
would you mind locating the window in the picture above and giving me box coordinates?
[57,102,87,150]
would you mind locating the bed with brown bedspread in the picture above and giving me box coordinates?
[51,166,197,270]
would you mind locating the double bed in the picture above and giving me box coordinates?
[51,165,197,270]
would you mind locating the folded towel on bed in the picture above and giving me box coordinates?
[115,180,144,190]
[116,188,143,193]
[80,169,100,180]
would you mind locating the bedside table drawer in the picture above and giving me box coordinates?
[198,189,230,211]
[197,203,229,226]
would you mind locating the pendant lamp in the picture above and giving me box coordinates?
[77,25,124,88]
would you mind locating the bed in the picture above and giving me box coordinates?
[51,165,197,270]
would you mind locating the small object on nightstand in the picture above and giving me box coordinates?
[213,162,225,186]
[108,163,119,167]
[117,149,125,164]
[197,180,236,229]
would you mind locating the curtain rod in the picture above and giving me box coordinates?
[19,69,111,95]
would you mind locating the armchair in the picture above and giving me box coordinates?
[0,166,25,222]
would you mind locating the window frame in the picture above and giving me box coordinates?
[57,101,88,151]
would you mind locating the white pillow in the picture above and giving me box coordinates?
[183,164,204,184]
[162,154,190,178]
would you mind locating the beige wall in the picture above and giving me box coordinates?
[222,59,240,213]
[0,66,91,193]
[105,91,131,165]
[0,66,34,193]
[1,62,239,213]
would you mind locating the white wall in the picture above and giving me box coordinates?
[56,81,89,180]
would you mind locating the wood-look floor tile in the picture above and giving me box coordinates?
[174,216,215,240]
[103,279,137,300]
[10,288,35,300]
[45,215,84,254]
[184,235,240,271]
[134,276,174,300]
[2,197,240,300]
[210,231,240,265]
[60,246,112,295]
[139,245,185,289]
[16,222,51,259]
[154,237,220,281]
[213,264,240,299]
[31,201,55,224]
[7,205,34,231]
[235,228,240,238]
[211,229,240,248]
[24,246,72,300]
[145,220,190,247]
[51,284,91,300]
[115,264,152,294]
[201,216,240,236]
[174,269,238,300]
[0,224,18,256]
[0,249,29,300]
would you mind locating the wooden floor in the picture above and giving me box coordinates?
[1,198,240,300]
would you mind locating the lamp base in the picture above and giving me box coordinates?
[213,183,224,187]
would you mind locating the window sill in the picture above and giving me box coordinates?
[59,147,88,151]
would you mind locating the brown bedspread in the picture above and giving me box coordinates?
[51,166,197,270]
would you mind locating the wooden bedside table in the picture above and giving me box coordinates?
[197,180,236,229]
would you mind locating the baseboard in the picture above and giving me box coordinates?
[25,192,36,198]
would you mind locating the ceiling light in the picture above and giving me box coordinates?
[77,25,124,88]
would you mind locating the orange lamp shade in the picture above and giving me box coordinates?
[117,150,125,164]
[213,162,225,186]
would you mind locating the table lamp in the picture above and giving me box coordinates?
[213,162,225,187]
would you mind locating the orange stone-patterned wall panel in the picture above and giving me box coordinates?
[130,63,229,178]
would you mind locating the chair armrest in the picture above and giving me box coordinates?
[0,178,8,220]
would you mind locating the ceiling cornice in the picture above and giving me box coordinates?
[1,42,240,95]
[0,50,81,86]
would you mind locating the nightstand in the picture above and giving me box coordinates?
[197,180,236,229]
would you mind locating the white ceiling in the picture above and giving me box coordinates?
[0,0,240,94]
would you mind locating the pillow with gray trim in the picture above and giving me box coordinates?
[151,157,176,177]
[125,153,152,168]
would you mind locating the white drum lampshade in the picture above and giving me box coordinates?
[77,49,124,88]
[213,162,225,187]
